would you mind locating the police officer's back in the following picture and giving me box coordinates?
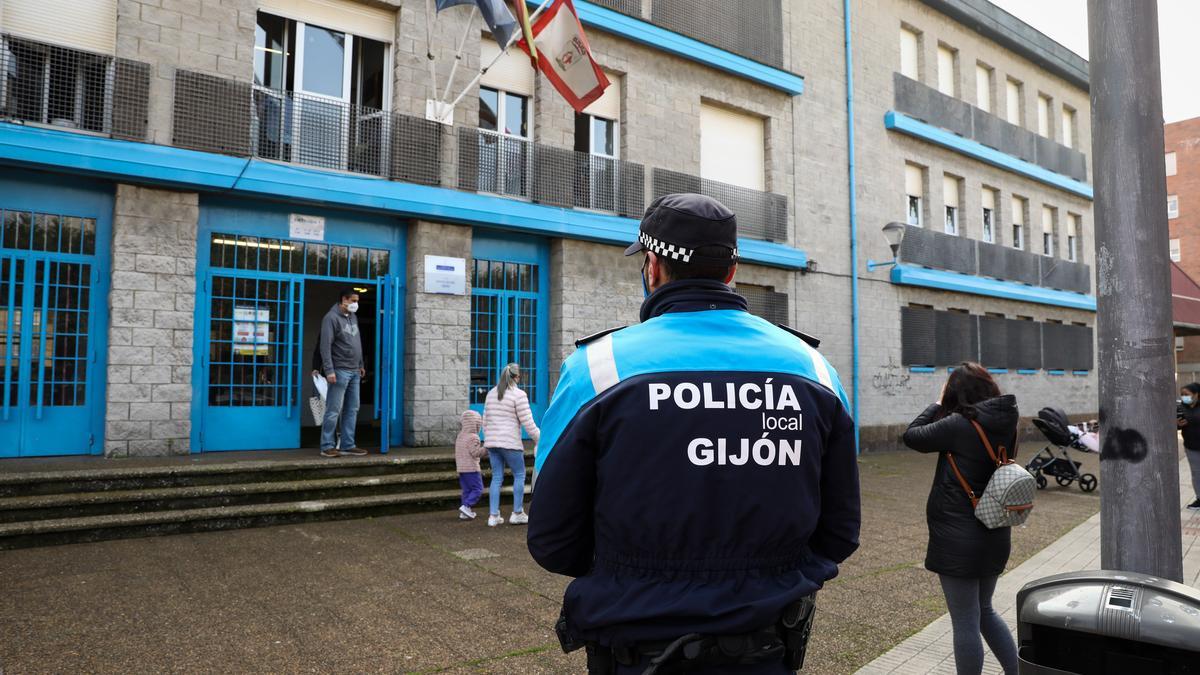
[528,194,861,673]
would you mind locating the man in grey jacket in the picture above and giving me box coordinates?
[319,289,367,457]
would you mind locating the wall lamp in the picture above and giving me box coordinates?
[866,222,907,271]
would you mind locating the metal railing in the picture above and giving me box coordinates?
[652,168,788,242]
[173,70,441,186]
[900,224,1092,294]
[457,127,646,218]
[0,34,149,141]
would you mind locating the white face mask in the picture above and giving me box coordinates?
[347,302,359,313]
[1184,396,1194,406]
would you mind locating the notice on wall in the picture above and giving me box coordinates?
[424,255,466,295]
[233,306,271,356]
[289,214,325,242]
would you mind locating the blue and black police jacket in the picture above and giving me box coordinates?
[528,279,861,648]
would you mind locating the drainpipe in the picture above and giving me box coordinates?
[843,0,861,453]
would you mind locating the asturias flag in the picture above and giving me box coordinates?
[516,0,610,113]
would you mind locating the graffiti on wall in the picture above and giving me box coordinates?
[872,358,912,396]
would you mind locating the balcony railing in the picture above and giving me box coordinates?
[0,34,149,141]
[457,127,646,218]
[898,224,1092,294]
[173,70,441,186]
[652,168,788,242]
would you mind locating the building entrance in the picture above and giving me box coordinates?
[194,201,404,453]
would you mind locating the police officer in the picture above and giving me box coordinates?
[527,193,861,674]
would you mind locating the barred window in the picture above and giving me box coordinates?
[738,283,788,326]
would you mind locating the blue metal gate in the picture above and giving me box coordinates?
[469,233,549,421]
[0,175,110,457]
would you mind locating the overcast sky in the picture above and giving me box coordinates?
[988,0,1199,124]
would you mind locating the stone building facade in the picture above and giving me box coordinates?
[0,0,1098,458]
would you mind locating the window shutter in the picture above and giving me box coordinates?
[937,46,955,96]
[700,103,765,191]
[1006,79,1021,124]
[942,176,959,208]
[1042,205,1054,233]
[1067,214,1078,238]
[900,28,919,79]
[905,164,923,197]
[480,38,536,97]
[1012,197,1025,226]
[1061,108,1075,148]
[583,73,621,120]
[2,0,116,54]
[260,0,395,42]
[981,188,996,212]
[975,64,991,112]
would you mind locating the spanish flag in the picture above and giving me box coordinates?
[509,0,538,65]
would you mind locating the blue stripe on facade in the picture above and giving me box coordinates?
[535,1,805,95]
[890,264,1097,311]
[987,368,1009,374]
[909,367,936,373]
[1017,369,1038,375]
[0,123,808,270]
[1047,370,1066,376]
[1073,370,1090,376]
[885,111,1094,200]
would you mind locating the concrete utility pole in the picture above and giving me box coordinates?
[1089,0,1183,582]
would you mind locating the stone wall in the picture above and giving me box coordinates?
[116,0,257,144]
[404,220,472,446]
[105,185,199,457]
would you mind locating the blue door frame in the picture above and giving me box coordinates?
[469,231,550,424]
[0,172,111,457]
[193,198,406,452]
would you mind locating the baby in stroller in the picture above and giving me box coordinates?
[1027,407,1099,492]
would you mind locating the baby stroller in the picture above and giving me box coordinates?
[1026,407,1099,492]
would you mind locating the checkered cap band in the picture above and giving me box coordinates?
[640,232,693,263]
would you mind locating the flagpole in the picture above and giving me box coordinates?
[438,5,479,108]
[425,0,440,103]
[443,0,553,112]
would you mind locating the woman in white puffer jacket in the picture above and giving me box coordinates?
[482,363,540,527]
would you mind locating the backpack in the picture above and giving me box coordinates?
[946,420,1036,529]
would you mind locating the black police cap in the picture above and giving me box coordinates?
[623,193,739,266]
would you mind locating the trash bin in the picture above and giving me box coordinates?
[1016,570,1200,674]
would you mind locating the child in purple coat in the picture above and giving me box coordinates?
[455,410,487,520]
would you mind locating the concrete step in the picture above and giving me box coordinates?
[0,452,533,498]
[0,470,488,522]
[0,487,528,550]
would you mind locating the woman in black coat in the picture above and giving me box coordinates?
[902,362,1019,675]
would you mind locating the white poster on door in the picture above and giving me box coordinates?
[424,255,466,295]
[289,214,325,241]
[233,306,271,356]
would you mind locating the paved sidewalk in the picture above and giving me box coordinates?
[857,456,1200,674]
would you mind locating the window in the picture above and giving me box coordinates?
[943,175,960,235]
[981,188,997,243]
[1037,94,1052,137]
[975,63,993,113]
[1171,238,1182,263]
[477,36,535,197]
[1006,78,1023,125]
[1169,195,1180,219]
[0,36,112,133]
[1011,196,1026,250]
[1067,213,1080,262]
[700,103,765,191]
[574,74,621,211]
[1061,106,1077,148]
[905,163,924,226]
[252,10,392,173]
[900,27,921,79]
[1041,205,1056,257]
[1167,151,1178,176]
[937,45,958,97]
[738,284,789,325]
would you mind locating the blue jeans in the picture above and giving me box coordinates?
[488,448,526,516]
[321,369,360,451]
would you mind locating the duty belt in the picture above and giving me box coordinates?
[557,594,817,674]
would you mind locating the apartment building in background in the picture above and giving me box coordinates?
[0,0,1097,460]
[1166,116,1200,381]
